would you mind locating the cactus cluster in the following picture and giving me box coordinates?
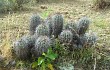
[13,14,97,60]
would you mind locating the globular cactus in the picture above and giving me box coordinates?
[52,13,64,38]
[77,17,91,36]
[64,21,77,31]
[21,35,36,49]
[27,35,37,49]
[13,36,32,60]
[45,17,53,37]
[58,30,73,44]
[86,31,97,47]
[63,21,80,45]
[77,31,97,48]
[32,36,52,57]
[79,34,88,47]
[29,14,42,35]
[35,24,49,36]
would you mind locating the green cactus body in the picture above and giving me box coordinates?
[86,31,97,47]
[13,36,32,60]
[35,24,49,36]
[52,14,64,38]
[45,17,53,37]
[77,17,90,35]
[79,34,88,47]
[63,21,80,44]
[29,14,41,35]
[78,31,97,48]
[33,36,52,57]
[59,30,73,44]
[26,35,37,49]
[64,21,77,31]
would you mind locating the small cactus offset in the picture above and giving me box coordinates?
[77,17,91,36]
[33,36,52,57]
[52,13,64,38]
[29,14,42,35]
[35,24,49,36]
[59,30,73,44]
[13,36,32,60]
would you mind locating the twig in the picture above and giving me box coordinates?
[94,57,97,70]
[94,47,97,70]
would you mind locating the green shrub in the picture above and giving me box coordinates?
[0,0,6,13]
[15,0,29,7]
[0,0,30,13]
[93,0,110,9]
[32,48,58,70]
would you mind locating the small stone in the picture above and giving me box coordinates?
[0,55,4,62]
[40,5,47,9]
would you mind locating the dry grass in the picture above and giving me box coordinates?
[0,0,110,69]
